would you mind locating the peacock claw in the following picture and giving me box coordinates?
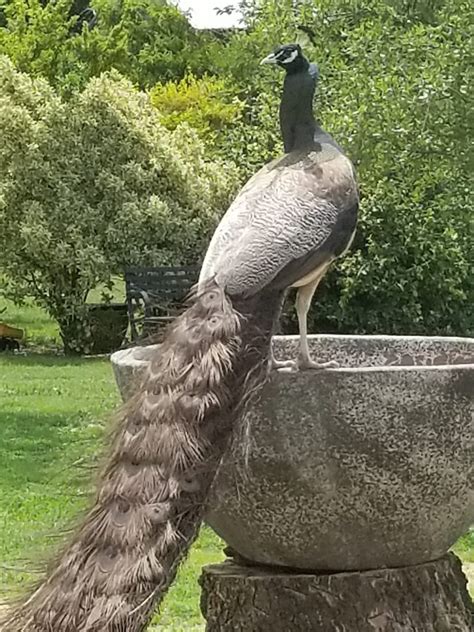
[297,358,339,371]
[271,358,296,370]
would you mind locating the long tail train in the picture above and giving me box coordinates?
[0,280,283,631]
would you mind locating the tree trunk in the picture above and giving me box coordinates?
[200,554,473,632]
[57,310,91,355]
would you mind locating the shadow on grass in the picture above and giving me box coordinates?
[0,352,109,368]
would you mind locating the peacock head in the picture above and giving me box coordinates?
[261,43,309,74]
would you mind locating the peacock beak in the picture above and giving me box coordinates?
[260,53,278,65]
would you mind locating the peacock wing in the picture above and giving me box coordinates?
[203,147,358,296]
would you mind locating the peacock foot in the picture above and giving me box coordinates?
[270,357,296,371]
[270,357,339,372]
[297,357,339,371]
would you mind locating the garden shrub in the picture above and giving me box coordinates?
[0,58,238,353]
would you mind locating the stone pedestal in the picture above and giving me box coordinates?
[200,555,473,632]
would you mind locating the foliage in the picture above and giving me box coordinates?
[205,0,474,336]
[0,0,74,86]
[0,0,208,92]
[454,529,474,564]
[1,0,472,344]
[74,0,210,88]
[150,73,245,155]
[0,58,238,353]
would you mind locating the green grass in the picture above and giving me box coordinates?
[453,530,474,563]
[0,276,126,351]
[1,298,60,349]
[0,354,223,630]
[0,348,472,628]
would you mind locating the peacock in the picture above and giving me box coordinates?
[1,43,358,631]
[201,43,358,369]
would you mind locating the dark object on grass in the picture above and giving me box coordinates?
[0,321,23,352]
[0,337,20,351]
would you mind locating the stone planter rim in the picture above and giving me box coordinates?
[111,333,474,375]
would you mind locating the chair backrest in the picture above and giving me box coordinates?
[124,266,200,305]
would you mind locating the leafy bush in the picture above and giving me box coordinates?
[150,73,244,152]
[0,57,238,353]
[76,0,209,88]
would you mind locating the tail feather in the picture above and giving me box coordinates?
[1,280,283,631]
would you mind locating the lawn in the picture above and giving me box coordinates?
[1,298,61,349]
[0,298,472,629]
[0,353,224,631]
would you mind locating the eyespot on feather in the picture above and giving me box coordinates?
[179,473,201,493]
[177,392,201,419]
[205,313,223,333]
[200,288,223,309]
[186,322,203,345]
[116,498,130,513]
[58,573,76,595]
[97,547,119,573]
[148,501,171,524]
[126,418,142,436]
[139,391,165,421]
[112,498,131,527]
[124,461,143,477]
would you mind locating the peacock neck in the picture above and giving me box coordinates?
[279,62,320,153]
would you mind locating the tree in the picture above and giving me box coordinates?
[73,0,211,88]
[0,57,238,353]
[0,0,210,92]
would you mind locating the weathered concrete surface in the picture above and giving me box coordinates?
[111,344,156,400]
[111,335,474,571]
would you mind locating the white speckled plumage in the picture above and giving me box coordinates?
[200,144,357,296]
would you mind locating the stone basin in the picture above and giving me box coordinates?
[111,335,474,571]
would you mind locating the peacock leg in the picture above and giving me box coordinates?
[295,277,338,370]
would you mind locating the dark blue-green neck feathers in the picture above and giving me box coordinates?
[280,61,320,153]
